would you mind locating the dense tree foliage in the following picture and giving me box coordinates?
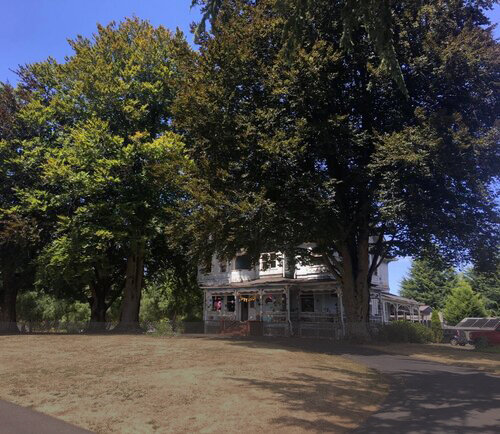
[464,265,500,316]
[443,278,487,325]
[4,18,196,331]
[0,83,41,332]
[140,269,202,324]
[400,259,457,309]
[177,0,499,335]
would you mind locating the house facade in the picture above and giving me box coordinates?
[199,247,422,338]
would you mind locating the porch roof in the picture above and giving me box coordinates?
[379,292,421,306]
[201,276,339,291]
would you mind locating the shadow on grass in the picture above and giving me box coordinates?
[229,365,384,432]
[201,336,500,434]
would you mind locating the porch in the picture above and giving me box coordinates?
[203,278,344,338]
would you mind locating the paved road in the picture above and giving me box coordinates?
[0,399,92,434]
[346,351,500,434]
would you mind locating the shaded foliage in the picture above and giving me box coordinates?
[177,0,499,334]
[400,259,457,309]
[443,278,487,325]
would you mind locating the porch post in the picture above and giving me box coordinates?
[259,289,263,320]
[236,292,240,321]
[286,286,291,336]
[203,291,207,321]
[395,303,399,321]
[338,289,345,337]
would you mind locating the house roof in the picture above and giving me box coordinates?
[379,292,421,305]
[455,318,500,331]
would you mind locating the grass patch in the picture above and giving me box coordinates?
[475,345,500,354]
[0,335,388,433]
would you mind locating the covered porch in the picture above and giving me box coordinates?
[374,292,422,323]
[203,278,344,338]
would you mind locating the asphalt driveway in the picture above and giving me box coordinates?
[346,351,500,434]
[0,399,92,434]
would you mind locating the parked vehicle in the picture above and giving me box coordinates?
[449,330,467,346]
[469,330,500,346]
[453,318,500,347]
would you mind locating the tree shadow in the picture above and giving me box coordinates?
[354,367,500,433]
[201,336,500,433]
[228,367,384,432]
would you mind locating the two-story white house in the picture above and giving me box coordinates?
[199,247,422,338]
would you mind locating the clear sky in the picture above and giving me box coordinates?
[1,1,498,293]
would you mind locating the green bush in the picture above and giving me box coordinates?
[430,310,443,343]
[377,320,433,343]
[144,320,176,337]
[472,335,490,350]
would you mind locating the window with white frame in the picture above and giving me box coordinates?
[261,252,278,270]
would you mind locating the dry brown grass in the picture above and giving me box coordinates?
[0,335,387,433]
[365,343,500,375]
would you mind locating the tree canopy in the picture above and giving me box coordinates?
[464,265,500,316]
[8,18,195,330]
[400,259,457,309]
[177,0,499,333]
[443,278,487,325]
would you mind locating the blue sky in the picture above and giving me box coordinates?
[1,1,498,293]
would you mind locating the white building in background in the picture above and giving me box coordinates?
[199,247,422,338]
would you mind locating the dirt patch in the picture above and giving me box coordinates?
[365,343,500,375]
[0,335,387,433]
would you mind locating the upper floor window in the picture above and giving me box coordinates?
[261,252,277,270]
[235,254,252,270]
[219,261,227,273]
[202,262,212,274]
[310,253,324,266]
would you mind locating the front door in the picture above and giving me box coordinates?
[241,301,249,321]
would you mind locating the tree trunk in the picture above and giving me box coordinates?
[115,240,145,332]
[0,267,19,334]
[87,281,108,333]
[338,230,371,340]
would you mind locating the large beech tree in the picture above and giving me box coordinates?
[176,0,499,335]
[16,18,194,331]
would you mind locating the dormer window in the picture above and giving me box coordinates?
[235,254,252,270]
[261,253,277,270]
[219,261,227,273]
[310,253,323,266]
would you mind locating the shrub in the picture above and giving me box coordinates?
[377,320,433,343]
[145,320,175,337]
[430,310,443,343]
[472,335,490,350]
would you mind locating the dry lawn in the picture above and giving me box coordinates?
[365,343,500,375]
[0,335,387,433]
